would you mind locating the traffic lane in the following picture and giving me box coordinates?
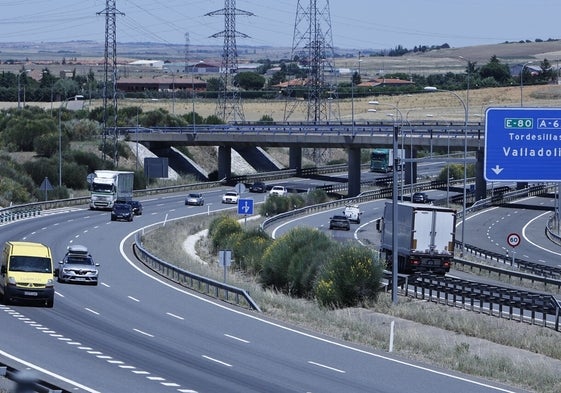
[1,199,530,393]
[4,226,503,393]
[269,200,386,241]
[521,211,561,268]
[462,196,558,266]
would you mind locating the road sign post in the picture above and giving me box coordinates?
[237,198,254,227]
[485,108,561,181]
[506,232,521,266]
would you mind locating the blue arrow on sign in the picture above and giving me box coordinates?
[485,107,561,181]
[237,198,254,216]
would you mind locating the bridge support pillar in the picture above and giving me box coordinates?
[348,148,361,197]
[289,147,302,175]
[218,146,231,181]
[475,149,486,201]
[404,148,417,186]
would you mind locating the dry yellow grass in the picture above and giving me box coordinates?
[114,84,561,123]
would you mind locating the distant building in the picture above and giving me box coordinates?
[116,76,206,93]
[357,78,414,88]
[128,60,165,69]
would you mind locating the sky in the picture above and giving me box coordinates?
[2,0,561,51]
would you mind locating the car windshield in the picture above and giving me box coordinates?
[66,256,93,265]
[189,194,201,198]
[10,256,52,273]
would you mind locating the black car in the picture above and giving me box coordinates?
[111,203,134,222]
[249,181,267,193]
[412,192,429,204]
[127,200,143,215]
[329,215,351,231]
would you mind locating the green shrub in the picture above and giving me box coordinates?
[208,215,242,252]
[304,189,328,205]
[228,228,272,274]
[71,150,109,174]
[34,132,69,157]
[315,245,384,308]
[259,194,291,216]
[0,177,30,204]
[260,227,333,297]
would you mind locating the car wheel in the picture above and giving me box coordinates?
[46,297,54,308]
[111,217,116,221]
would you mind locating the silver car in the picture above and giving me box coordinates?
[185,193,204,206]
[57,245,99,285]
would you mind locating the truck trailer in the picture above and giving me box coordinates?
[378,202,456,275]
[370,148,405,172]
[89,170,134,210]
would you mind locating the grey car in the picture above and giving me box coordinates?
[329,215,351,231]
[185,193,204,206]
[412,192,429,203]
[57,245,99,285]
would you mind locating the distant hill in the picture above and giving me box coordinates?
[3,39,561,64]
[412,40,561,63]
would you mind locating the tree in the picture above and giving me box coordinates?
[539,58,555,83]
[205,77,223,94]
[351,71,361,86]
[478,55,511,84]
[233,72,266,90]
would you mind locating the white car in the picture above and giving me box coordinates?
[343,204,362,224]
[269,185,288,196]
[222,191,239,204]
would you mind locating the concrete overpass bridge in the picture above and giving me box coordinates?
[125,121,489,198]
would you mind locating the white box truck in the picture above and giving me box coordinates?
[89,170,134,210]
[377,202,456,275]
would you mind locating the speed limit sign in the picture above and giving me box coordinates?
[507,233,521,248]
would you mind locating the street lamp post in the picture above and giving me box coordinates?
[191,61,203,133]
[16,70,30,110]
[59,95,84,187]
[520,61,533,107]
[369,100,402,305]
[424,86,468,256]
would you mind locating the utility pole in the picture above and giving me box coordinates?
[206,0,253,123]
[97,0,123,164]
[284,0,338,123]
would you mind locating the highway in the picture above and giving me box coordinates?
[0,183,534,393]
[462,195,560,268]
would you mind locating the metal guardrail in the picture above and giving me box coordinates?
[133,233,261,312]
[0,364,64,392]
[0,164,355,224]
[407,274,561,331]
[459,243,561,282]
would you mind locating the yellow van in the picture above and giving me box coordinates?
[1,241,55,307]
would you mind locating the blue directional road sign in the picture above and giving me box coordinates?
[485,107,561,181]
[237,198,254,216]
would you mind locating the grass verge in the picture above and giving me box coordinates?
[141,212,561,393]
